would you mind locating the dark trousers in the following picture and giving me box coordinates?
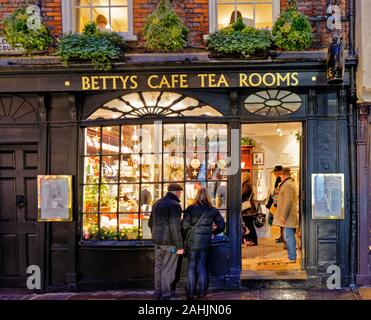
[242,215,258,245]
[154,245,179,300]
[186,250,208,298]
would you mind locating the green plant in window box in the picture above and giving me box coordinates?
[143,0,189,52]
[241,137,257,147]
[207,17,272,59]
[84,176,111,212]
[100,226,118,240]
[272,1,312,51]
[3,7,53,54]
[56,22,126,71]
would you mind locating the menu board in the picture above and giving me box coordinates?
[38,175,73,222]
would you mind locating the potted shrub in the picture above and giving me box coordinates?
[142,0,188,52]
[3,7,52,54]
[56,22,126,71]
[207,18,272,59]
[271,1,312,52]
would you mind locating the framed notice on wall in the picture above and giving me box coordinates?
[38,175,73,222]
[312,173,344,220]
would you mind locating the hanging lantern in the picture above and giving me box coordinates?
[327,36,344,84]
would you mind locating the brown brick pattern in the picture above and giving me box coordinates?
[0,0,351,49]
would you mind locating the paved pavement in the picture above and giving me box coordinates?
[1,287,370,300]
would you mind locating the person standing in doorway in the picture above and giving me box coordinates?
[266,165,284,243]
[273,167,299,262]
[241,173,258,246]
[148,183,184,300]
[182,188,225,299]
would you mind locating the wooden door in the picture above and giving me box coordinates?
[0,144,38,287]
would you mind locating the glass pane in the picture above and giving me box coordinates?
[142,124,162,154]
[83,185,99,212]
[93,8,110,32]
[186,123,206,153]
[208,152,229,180]
[82,214,99,240]
[78,0,91,5]
[237,5,254,27]
[85,127,101,155]
[120,154,140,183]
[185,182,206,207]
[163,124,184,153]
[171,97,199,112]
[77,7,91,32]
[217,4,235,29]
[99,184,117,212]
[181,105,223,117]
[100,213,118,240]
[105,99,132,114]
[101,155,119,183]
[207,181,227,209]
[140,184,161,212]
[142,92,161,107]
[111,7,128,32]
[84,156,100,184]
[119,214,139,240]
[163,183,185,210]
[88,108,122,120]
[140,213,152,240]
[119,184,139,212]
[111,0,128,5]
[141,154,162,182]
[92,0,108,5]
[122,93,144,109]
[121,125,140,153]
[101,126,120,154]
[208,124,228,153]
[158,92,182,108]
[163,153,184,181]
[255,4,273,29]
[186,152,206,181]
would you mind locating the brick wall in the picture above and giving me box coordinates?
[281,0,349,49]
[0,0,62,36]
[0,0,351,49]
[133,0,209,48]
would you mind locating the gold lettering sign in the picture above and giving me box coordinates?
[80,72,301,91]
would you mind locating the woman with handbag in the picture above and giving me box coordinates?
[241,173,258,246]
[181,188,225,300]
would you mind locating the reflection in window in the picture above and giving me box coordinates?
[244,90,302,116]
[76,0,129,33]
[217,0,273,29]
[82,123,228,241]
[88,91,223,120]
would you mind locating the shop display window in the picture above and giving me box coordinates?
[82,123,228,241]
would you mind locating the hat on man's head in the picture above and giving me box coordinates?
[282,167,291,175]
[272,165,283,173]
[167,183,183,192]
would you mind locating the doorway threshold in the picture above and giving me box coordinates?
[241,270,307,280]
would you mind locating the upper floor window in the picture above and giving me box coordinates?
[62,0,136,40]
[210,0,280,33]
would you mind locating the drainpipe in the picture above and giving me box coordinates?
[347,0,357,289]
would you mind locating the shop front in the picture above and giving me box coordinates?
[0,58,356,290]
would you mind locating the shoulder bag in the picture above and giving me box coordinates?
[184,209,207,257]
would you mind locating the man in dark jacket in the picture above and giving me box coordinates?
[148,183,184,300]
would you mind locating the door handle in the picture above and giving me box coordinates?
[16,195,25,209]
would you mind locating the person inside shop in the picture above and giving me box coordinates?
[96,14,109,31]
[241,172,258,246]
[266,165,285,243]
[148,183,184,300]
[181,188,225,300]
[272,167,299,262]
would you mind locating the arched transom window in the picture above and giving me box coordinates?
[244,90,302,117]
[88,91,223,120]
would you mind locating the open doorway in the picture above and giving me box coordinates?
[240,122,305,279]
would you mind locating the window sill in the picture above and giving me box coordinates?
[79,240,154,248]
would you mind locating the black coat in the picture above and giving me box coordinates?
[148,192,183,250]
[181,204,225,251]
